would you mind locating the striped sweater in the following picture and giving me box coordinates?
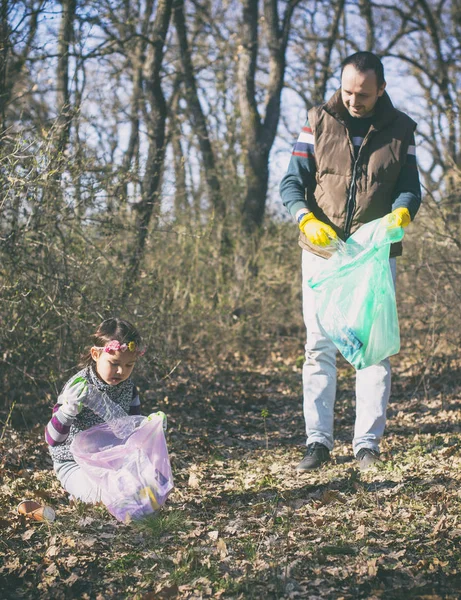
[45,365,141,463]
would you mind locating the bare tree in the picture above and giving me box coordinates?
[169,82,189,218]
[123,0,173,297]
[237,0,301,233]
[0,0,46,130]
[173,0,224,220]
[363,0,460,208]
[116,0,156,205]
[55,0,77,153]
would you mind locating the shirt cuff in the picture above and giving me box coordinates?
[295,208,310,223]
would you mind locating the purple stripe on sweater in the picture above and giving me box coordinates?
[51,414,71,435]
[45,417,71,446]
[45,427,62,447]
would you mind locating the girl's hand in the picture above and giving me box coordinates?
[147,411,167,432]
[59,376,88,417]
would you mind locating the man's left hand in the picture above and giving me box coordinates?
[382,207,411,229]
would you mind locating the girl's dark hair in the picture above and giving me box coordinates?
[341,51,385,88]
[80,318,143,367]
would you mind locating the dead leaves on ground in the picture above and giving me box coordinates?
[1,355,461,599]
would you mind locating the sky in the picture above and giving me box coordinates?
[22,0,451,223]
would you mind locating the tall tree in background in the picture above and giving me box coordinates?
[55,0,76,154]
[312,0,345,105]
[393,0,459,205]
[0,0,45,131]
[349,0,459,215]
[169,81,189,218]
[123,0,173,297]
[173,0,224,221]
[237,0,301,233]
[116,0,156,206]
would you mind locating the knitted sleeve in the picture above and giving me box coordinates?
[391,132,422,220]
[279,118,317,219]
[44,403,77,447]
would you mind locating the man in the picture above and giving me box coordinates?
[280,52,421,471]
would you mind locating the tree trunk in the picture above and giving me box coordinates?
[170,87,189,218]
[0,0,44,131]
[122,0,173,298]
[315,0,345,104]
[237,0,300,234]
[116,0,155,206]
[359,0,375,52]
[56,0,77,154]
[173,0,224,219]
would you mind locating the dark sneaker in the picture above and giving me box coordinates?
[296,442,330,472]
[356,448,382,471]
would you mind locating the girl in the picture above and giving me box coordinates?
[45,318,145,503]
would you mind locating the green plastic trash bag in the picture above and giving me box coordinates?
[307,218,405,370]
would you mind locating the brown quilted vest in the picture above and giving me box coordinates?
[299,90,417,258]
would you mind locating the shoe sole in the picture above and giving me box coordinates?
[295,459,330,472]
[357,458,384,471]
[357,459,382,471]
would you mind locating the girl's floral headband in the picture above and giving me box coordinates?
[94,340,145,356]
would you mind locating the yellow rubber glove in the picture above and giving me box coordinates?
[299,212,337,246]
[383,207,411,229]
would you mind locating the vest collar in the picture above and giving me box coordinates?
[323,89,399,131]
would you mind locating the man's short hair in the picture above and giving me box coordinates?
[341,51,385,87]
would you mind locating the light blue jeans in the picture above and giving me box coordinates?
[302,250,397,456]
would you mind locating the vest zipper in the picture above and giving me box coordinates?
[344,129,374,238]
[345,158,358,238]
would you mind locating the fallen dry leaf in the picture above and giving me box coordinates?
[355,524,366,539]
[21,529,35,541]
[188,472,200,488]
[45,563,59,577]
[216,538,227,559]
[45,545,59,557]
[63,573,79,585]
[368,558,378,577]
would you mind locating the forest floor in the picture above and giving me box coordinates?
[1,343,461,599]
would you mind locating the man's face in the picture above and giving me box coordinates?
[341,65,386,118]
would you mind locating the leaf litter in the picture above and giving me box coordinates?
[1,350,461,599]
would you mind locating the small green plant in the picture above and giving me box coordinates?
[106,552,140,573]
[134,509,186,537]
[241,539,258,561]
[255,473,278,490]
[0,400,16,441]
[261,408,269,449]
[170,548,220,585]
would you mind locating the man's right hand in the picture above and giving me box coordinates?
[299,212,337,247]
[59,376,88,417]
